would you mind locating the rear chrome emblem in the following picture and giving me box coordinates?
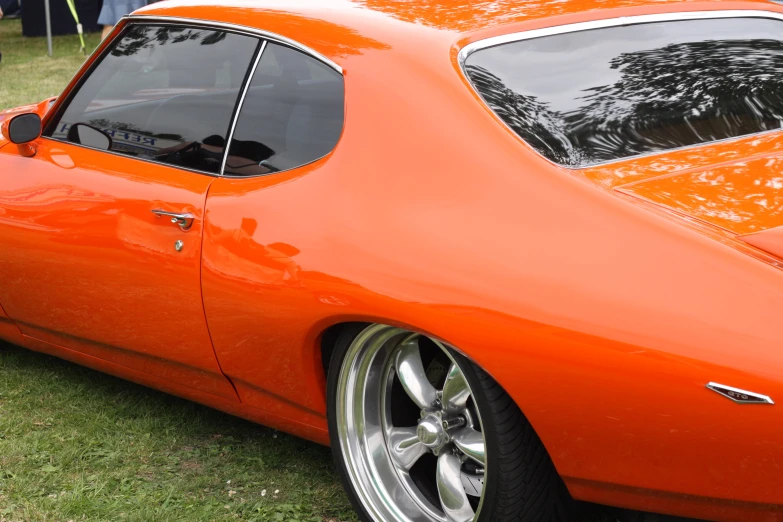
[706,382,774,404]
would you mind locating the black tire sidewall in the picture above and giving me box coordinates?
[326,324,377,522]
[449,351,502,522]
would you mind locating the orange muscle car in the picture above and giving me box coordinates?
[2,1,783,520]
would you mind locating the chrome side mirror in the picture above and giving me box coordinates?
[67,123,113,151]
[8,113,42,145]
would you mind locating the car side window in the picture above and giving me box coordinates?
[223,42,345,176]
[45,24,259,175]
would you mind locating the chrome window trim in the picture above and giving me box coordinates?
[126,14,343,75]
[457,9,783,170]
[219,150,338,179]
[458,10,783,67]
[44,16,346,179]
[220,40,267,176]
[39,135,222,178]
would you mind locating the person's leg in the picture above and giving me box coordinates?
[0,0,20,18]
[98,0,117,40]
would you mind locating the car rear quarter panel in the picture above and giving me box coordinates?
[197,16,783,520]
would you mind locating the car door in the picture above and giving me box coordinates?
[200,41,346,413]
[0,22,261,399]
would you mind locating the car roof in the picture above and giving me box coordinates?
[131,0,783,201]
[134,0,778,65]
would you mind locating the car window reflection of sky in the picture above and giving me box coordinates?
[476,18,783,113]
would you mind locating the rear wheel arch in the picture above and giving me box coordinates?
[319,321,535,425]
[316,319,565,464]
[319,321,370,380]
[319,321,572,521]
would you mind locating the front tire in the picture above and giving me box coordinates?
[327,324,570,522]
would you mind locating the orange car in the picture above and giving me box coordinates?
[2,0,783,520]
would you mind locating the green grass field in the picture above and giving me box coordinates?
[0,18,356,522]
[0,16,669,522]
[0,18,102,111]
[0,342,355,522]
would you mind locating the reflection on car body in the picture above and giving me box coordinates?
[3,3,783,522]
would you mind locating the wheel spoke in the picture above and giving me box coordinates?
[442,363,470,413]
[395,336,439,409]
[387,427,427,472]
[452,427,485,465]
[437,452,474,522]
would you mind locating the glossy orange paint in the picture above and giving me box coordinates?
[0,97,56,126]
[2,1,783,521]
[0,97,56,155]
[617,153,783,235]
[0,140,239,399]
[740,226,783,261]
[0,300,24,347]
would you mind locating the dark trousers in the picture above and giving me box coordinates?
[0,0,20,16]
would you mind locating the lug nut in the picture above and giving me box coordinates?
[441,416,466,431]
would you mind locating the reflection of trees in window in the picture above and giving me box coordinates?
[465,64,581,165]
[569,39,783,164]
[111,26,228,57]
[467,39,783,167]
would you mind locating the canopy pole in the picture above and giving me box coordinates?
[44,0,53,56]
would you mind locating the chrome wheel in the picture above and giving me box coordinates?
[335,324,487,522]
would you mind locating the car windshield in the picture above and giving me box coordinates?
[463,17,783,168]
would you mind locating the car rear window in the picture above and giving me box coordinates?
[463,17,783,168]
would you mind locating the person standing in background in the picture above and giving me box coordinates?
[0,0,20,19]
[99,0,147,40]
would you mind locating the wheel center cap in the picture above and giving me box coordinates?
[417,415,446,448]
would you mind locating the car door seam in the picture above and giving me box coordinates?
[199,177,244,403]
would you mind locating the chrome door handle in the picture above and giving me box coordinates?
[151,209,194,231]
